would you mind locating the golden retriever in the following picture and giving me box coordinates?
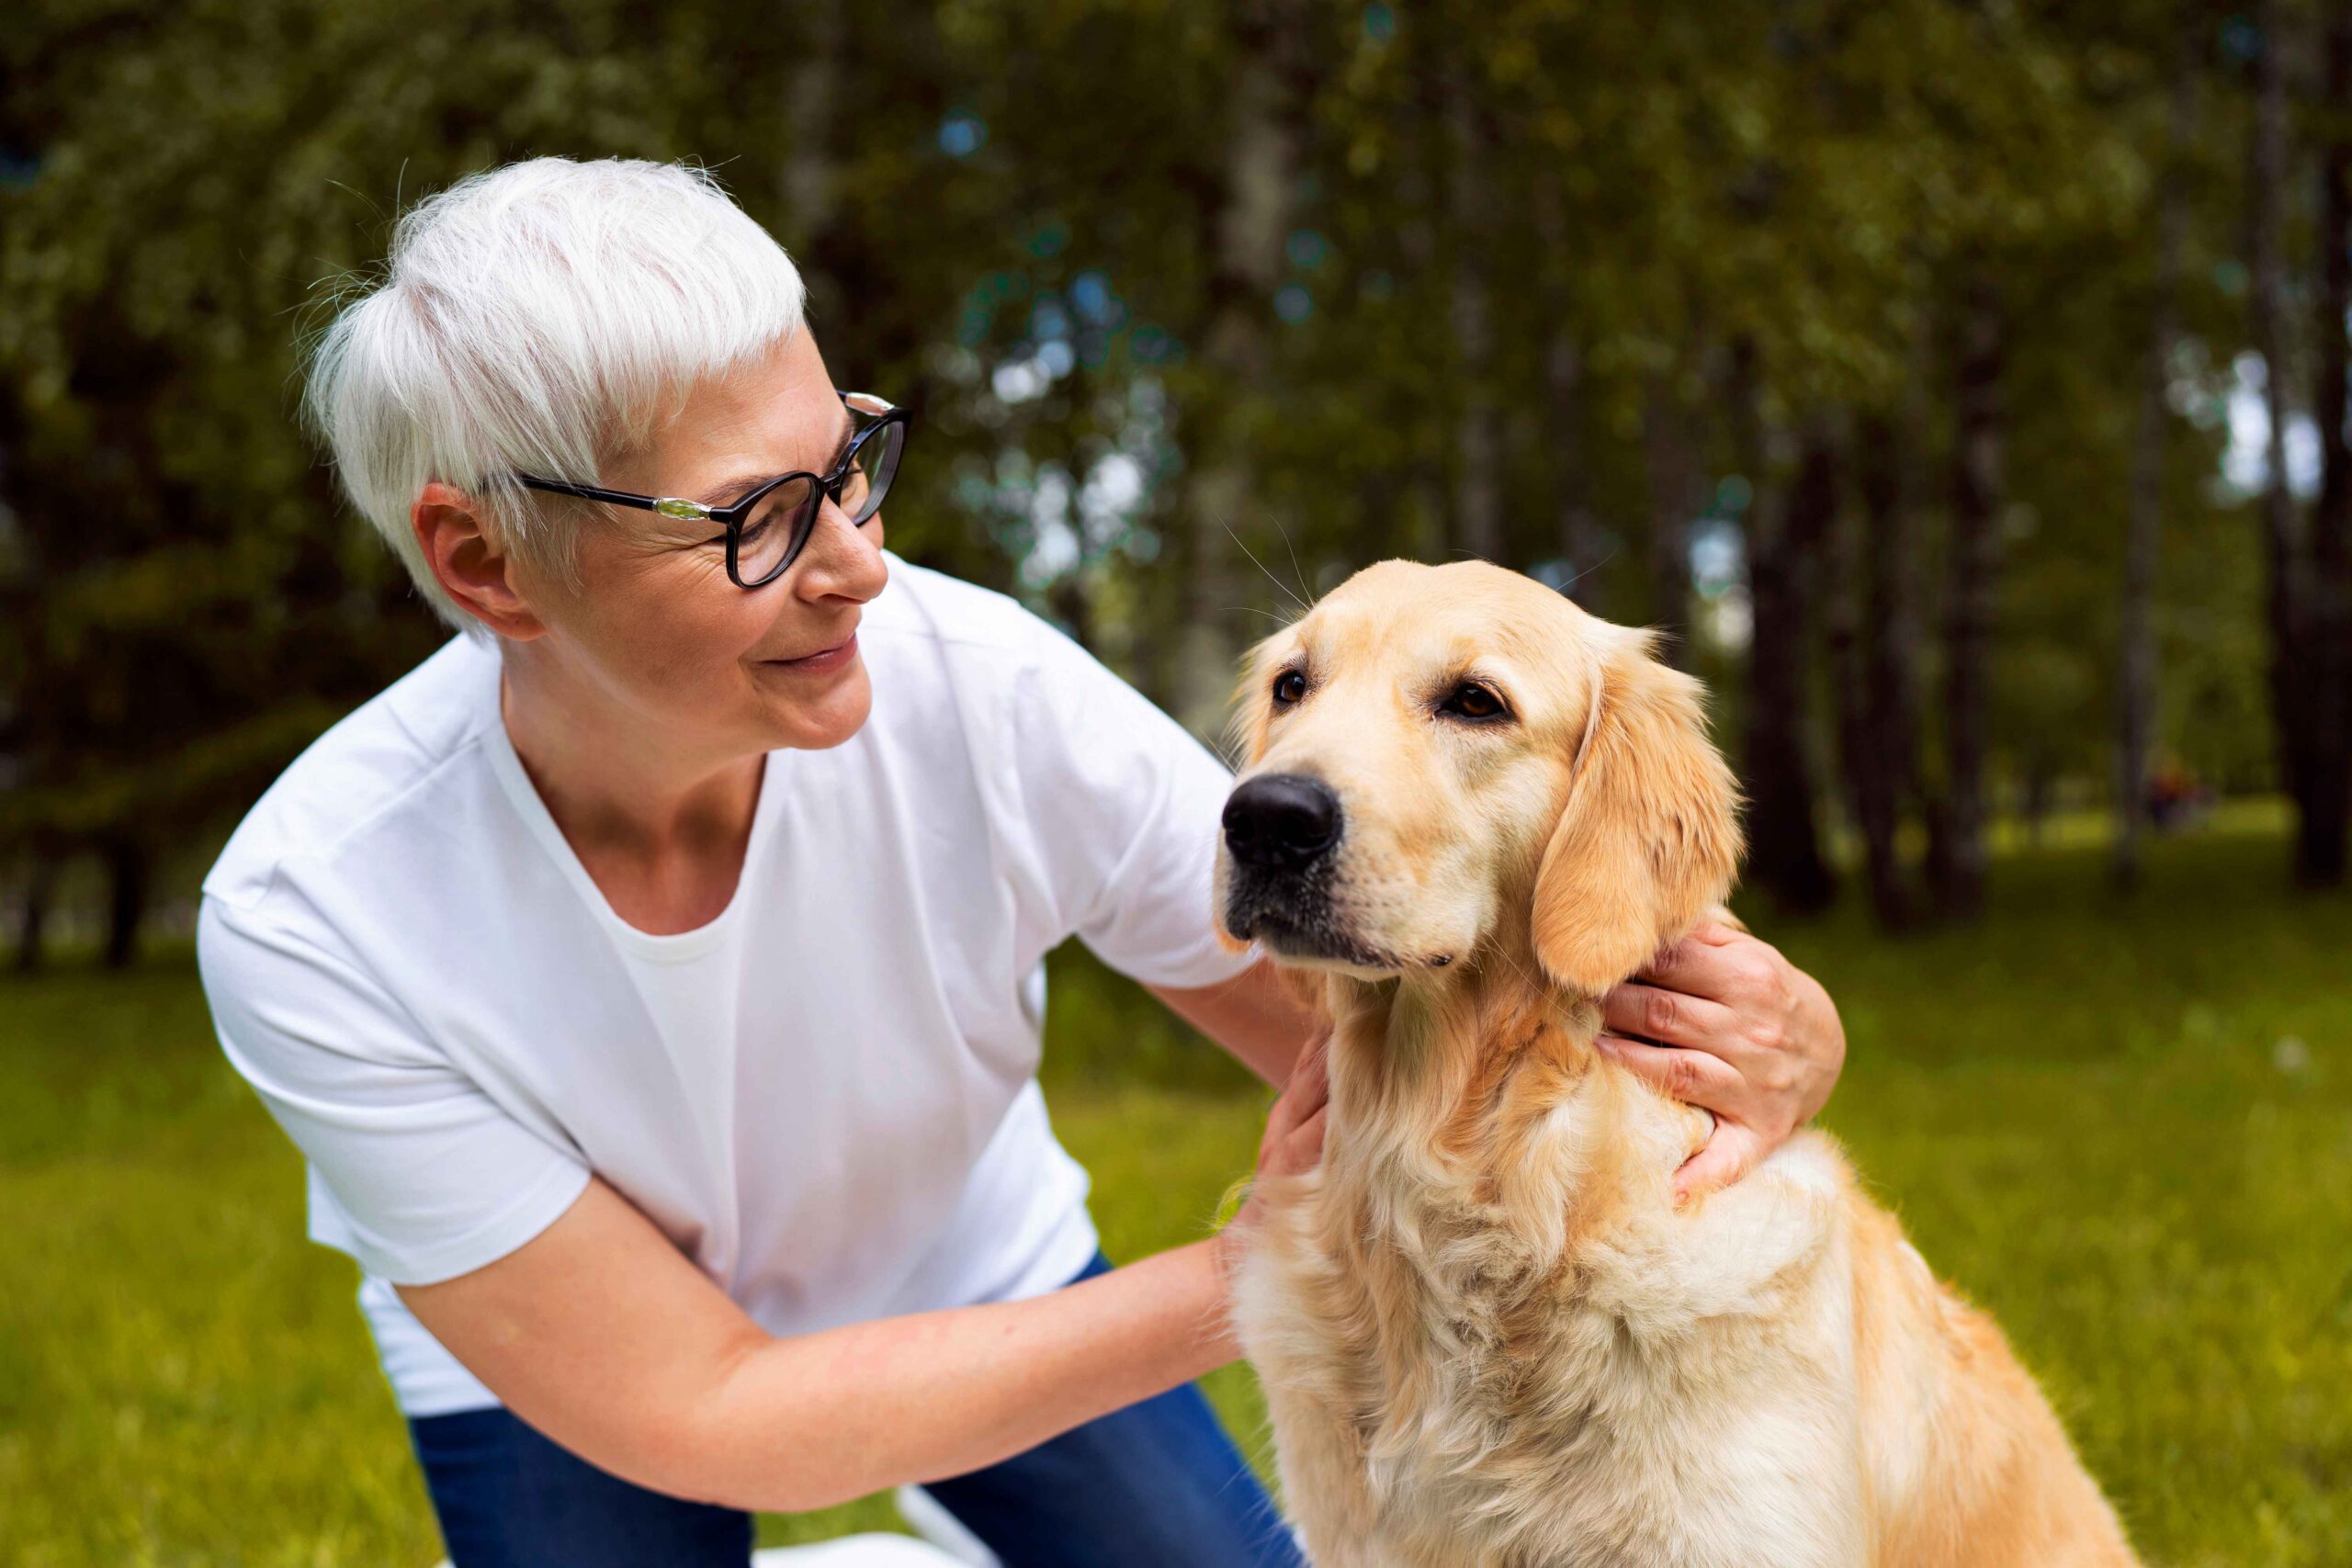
[1216,559,2137,1568]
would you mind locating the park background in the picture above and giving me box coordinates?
[3,0,2349,1563]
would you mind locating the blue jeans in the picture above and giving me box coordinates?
[408,1253,1303,1568]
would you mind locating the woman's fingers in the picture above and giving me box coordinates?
[1272,1032,1330,1133]
[1290,1025,1332,1109]
[1636,924,1781,1009]
[1600,982,1743,1055]
[1274,1104,1328,1179]
[1594,1032,1752,1121]
[1673,1119,1770,1203]
[1596,1029,1780,1202]
[1600,922,1845,1201]
[1256,1029,1333,1182]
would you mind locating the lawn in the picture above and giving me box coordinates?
[2,809,2346,1566]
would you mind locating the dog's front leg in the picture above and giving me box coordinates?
[1233,1187,1389,1566]
[1258,1379,1384,1566]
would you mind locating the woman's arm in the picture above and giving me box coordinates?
[1147,955,1322,1086]
[396,1040,1331,1515]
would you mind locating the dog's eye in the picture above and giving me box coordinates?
[1440,682,1510,722]
[1272,670,1308,706]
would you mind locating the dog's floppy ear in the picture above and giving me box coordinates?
[1531,633,1743,996]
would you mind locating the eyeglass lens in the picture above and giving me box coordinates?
[735,475,820,585]
[734,412,906,587]
[839,420,905,525]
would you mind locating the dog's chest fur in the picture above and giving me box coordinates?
[1236,1010,1870,1568]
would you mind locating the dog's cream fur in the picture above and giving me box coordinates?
[1217,560,2137,1568]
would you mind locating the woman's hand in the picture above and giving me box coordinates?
[1217,1026,1331,1277]
[1595,919,1845,1202]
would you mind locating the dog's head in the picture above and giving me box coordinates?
[1216,559,1742,996]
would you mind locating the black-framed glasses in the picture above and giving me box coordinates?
[514,389,910,589]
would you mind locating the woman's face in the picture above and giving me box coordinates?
[510,327,890,758]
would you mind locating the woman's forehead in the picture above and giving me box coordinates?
[612,329,845,497]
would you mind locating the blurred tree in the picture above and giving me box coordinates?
[1171,0,1312,732]
[1838,393,1927,930]
[2247,0,2328,881]
[2115,15,2199,890]
[0,0,2325,960]
[1930,269,2009,919]
[2305,0,2352,885]
[1737,344,1839,915]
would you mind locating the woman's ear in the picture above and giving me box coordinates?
[1530,635,1744,996]
[413,482,547,640]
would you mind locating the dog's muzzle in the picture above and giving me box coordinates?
[1223,773,1384,964]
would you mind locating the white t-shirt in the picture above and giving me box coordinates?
[196,556,1254,1416]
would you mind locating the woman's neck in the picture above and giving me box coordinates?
[498,651,766,932]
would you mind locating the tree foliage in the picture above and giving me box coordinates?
[1,0,2336,962]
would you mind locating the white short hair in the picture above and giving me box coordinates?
[303,157,808,631]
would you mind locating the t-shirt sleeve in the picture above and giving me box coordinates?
[196,895,591,1286]
[1009,621,1261,989]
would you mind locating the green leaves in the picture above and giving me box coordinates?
[0,0,2274,891]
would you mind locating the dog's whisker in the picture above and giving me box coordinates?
[1272,515,1317,609]
[1555,543,1623,600]
[1225,522,1312,617]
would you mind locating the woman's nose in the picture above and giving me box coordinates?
[795,498,888,603]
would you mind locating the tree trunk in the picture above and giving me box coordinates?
[1826,437,1866,874]
[2023,765,2054,846]
[2252,0,2318,854]
[1174,2,1300,735]
[2301,1,2352,886]
[1934,274,2007,919]
[1532,179,1603,606]
[101,834,146,971]
[1842,407,1923,929]
[1643,367,1698,667]
[780,0,846,328]
[1444,73,1503,565]
[2114,30,2198,890]
[13,847,60,975]
[1835,294,1932,932]
[1544,333,1605,606]
[1743,367,1840,917]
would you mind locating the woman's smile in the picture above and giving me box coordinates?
[758,628,860,675]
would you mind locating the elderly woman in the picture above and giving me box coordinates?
[196,158,1846,1568]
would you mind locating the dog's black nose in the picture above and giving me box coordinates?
[1223,773,1342,872]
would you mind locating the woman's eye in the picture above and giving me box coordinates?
[1441,682,1508,721]
[1272,671,1308,706]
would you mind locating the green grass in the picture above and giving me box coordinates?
[2,814,2346,1565]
